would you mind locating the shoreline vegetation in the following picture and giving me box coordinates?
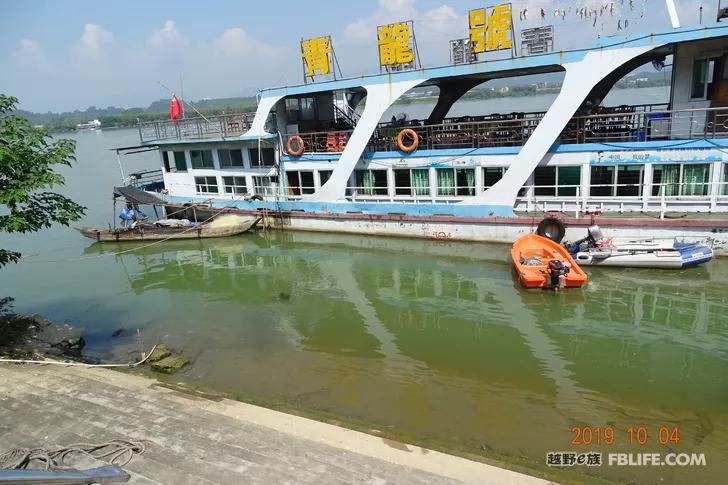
[21,71,669,133]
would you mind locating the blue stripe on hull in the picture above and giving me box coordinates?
[166,196,516,218]
[675,242,714,267]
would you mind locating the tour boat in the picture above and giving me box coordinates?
[114,7,728,253]
[511,234,588,289]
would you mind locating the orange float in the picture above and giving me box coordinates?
[396,128,419,153]
[286,135,305,156]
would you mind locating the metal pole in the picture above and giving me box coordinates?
[116,151,126,183]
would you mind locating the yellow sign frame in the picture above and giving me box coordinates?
[377,20,419,72]
[469,3,513,55]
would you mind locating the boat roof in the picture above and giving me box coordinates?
[113,186,167,205]
[260,24,728,98]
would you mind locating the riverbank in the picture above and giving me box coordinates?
[0,363,552,484]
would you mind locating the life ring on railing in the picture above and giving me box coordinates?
[396,128,419,153]
[286,135,305,156]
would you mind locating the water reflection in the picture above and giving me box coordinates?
[83,231,728,482]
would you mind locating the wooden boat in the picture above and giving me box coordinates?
[511,234,588,289]
[79,215,260,242]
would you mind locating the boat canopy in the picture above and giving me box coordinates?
[113,186,167,206]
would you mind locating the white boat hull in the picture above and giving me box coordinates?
[574,243,714,268]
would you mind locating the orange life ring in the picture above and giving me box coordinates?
[287,135,305,156]
[396,128,419,153]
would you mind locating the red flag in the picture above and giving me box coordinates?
[169,95,183,120]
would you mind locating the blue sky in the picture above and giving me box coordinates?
[0,0,714,112]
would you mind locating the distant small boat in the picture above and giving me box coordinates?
[76,119,102,131]
[566,225,714,268]
[511,234,588,290]
[79,215,260,242]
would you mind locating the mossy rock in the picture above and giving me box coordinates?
[150,355,189,374]
[146,344,171,363]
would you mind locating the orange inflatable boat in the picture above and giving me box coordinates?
[511,234,588,290]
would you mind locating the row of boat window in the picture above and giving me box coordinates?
[193,163,728,197]
[162,148,276,172]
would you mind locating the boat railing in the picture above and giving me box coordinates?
[516,180,728,217]
[561,106,728,143]
[138,112,257,143]
[282,104,727,156]
[126,169,164,191]
[335,179,726,215]
[283,130,353,154]
[344,185,475,204]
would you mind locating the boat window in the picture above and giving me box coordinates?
[436,168,474,196]
[222,176,247,195]
[652,163,709,196]
[394,168,429,196]
[590,165,644,197]
[558,166,581,196]
[162,151,171,172]
[173,151,187,172]
[248,147,276,167]
[534,167,556,196]
[355,169,388,196]
[190,150,214,169]
[218,149,244,168]
[286,171,315,196]
[616,165,644,197]
[194,176,218,194]
[590,166,614,196]
[253,176,278,196]
[285,98,300,123]
[483,167,504,188]
[681,164,710,196]
[300,97,316,121]
[535,166,580,196]
[723,163,728,195]
[319,170,333,187]
[691,57,720,100]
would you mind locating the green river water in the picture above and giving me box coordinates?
[1,128,727,484]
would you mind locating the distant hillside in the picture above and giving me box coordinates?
[17,68,669,133]
[19,96,258,133]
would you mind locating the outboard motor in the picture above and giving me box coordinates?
[547,259,570,290]
[587,225,603,243]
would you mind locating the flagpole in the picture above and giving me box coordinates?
[158,81,210,122]
[179,72,185,120]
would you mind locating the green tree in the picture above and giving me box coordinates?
[0,95,86,267]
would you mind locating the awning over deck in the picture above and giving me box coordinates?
[113,186,167,205]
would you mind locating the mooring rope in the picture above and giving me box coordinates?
[0,344,157,367]
[0,440,146,470]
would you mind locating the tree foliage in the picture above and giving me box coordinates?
[0,94,86,267]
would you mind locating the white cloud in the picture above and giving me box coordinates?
[10,39,46,65]
[344,0,418,42]
[74,23,113,60]
[147,20,187,48]
[210,27,281,60]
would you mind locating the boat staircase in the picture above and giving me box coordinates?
[333,103,361,130]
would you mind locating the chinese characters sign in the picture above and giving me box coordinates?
[301,36,332,78]
[377,21,417,71]
[468,3,513,54]
[521,26,554,55]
